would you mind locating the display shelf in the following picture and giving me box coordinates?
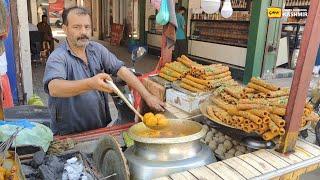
[190,20,249,47]
[190,19,250,23]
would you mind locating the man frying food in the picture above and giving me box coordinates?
[43,6,165,135]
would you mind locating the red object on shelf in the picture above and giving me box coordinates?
[110,23,124,46]
[54,122,135,142]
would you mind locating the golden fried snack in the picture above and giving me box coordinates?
[244,119,251,125]
[227,107,240,116]
[165,62,188,74]
[177,57,194,67]
[159,73,177,82]
[204,71,232,80]
[211,96,234,111]
[279,128,285,135]
[211,105,232,123]
[249,122,259,130]
[243,93,255,99]
[247,109,269,118]
[206,66,229,76]
[262,116,271,124]
[207,106,220,121]
[186,75,209,86]
[237,103,267,110]
[250,77,280,91]
[301,117,307,127]
[304,111,320,122]
[266,88,290,98]
[304,108,312,116]
[209,76,233,86]
[257,93,267,98]
[243,87,256,94]
[269,102,287,108]
[160,67,182,79]
[143,113,157,127]
[263,131,279,141]
[258,123,269,134]
[181,78,207,91]
[239,98,269,105]
[224,87,241,99]
[243,125,254,133]
[269,114,286,127]
[180,82,202,93]
[247,82,272,94]
[269,121,279,134]
[220,92,238,105]
[155,114,169,127]
[305,103,314,110]
[239,111,263,125]
[270,106,286,116]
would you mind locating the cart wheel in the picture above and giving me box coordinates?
[93,135,130,180]
[316,121,320,146]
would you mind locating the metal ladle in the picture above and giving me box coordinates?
[106,80,202,130]
[106,80,168,130]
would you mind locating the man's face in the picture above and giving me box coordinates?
[42,17,48,23]
[63,12,92,48]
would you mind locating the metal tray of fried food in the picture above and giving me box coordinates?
[148,74,172,88]
[172,81,212,97]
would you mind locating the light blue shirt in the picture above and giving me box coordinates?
[176,13,186,40]
[43,41,124,135]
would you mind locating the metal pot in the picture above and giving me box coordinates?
[124,120,215,180]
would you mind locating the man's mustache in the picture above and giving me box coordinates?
[77,35,89,40]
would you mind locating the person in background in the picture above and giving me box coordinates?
[29,22,38,32]
[37,15,59,53]
[174,7,187,59]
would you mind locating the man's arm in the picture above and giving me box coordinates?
[48,73,114,97]
[117,67,165,111]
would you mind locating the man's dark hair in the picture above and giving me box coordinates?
[178,7,186,12]
[42,15,47,19]
[62,6,91,25]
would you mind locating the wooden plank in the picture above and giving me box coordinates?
[293,146,315,160]
[169,171,198,180]
[305,164,319,173]
[206,161,246,180]
[188,166,222,180]
[279,173,293,180]
[153,177,172,180]
[224,157,261,179]
[238,153,276,174]
[271,177,280,180]
[267,149,303,164]
[296,139,320,156]
[278,0,320,153]
[291,168,306,180]
[253,150,290,169]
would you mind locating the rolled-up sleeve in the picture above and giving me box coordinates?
[99,44,124,76]
[43,54,67,94]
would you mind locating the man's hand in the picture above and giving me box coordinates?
[87,73,114,93]
[144,95,165,112]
